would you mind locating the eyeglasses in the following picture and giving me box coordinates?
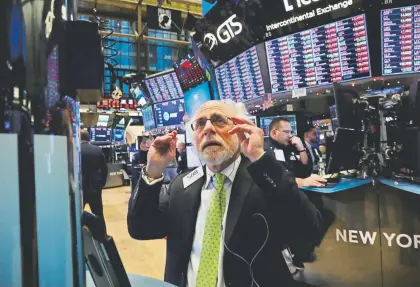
[191,114,233,131]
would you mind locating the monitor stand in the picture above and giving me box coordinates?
[83,212,131,287]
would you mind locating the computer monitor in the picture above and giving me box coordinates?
[97,114,110,127]
[174,54,206,91]
[113,129,125,143]
[326,128,364,174]
[144,71,184,103]
[333,83,363,131]
[154,99,185,128]
[90,128,112,142]
[259,115,297,137]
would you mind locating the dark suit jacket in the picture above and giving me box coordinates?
[132,150,148,166]
[81,142,108,191]
[264,138,312,178]
[304,142,321,174]
[127,153,322,287]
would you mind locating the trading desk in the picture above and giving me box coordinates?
[296,178,420,287]
[376,179,420,287]
[104,163,124,189]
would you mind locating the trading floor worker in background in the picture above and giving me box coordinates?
[128,101,322,286]
[132,136,152,192]
[176,141,188,174]
[265,117,326,188]
[81,130,109,234]
[303,125,321,175]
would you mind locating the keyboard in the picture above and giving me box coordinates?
[321,174,341,188]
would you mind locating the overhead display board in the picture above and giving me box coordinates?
[193,0,367,63]
[266,14,371,93]
[381,4,420,76]
[215,46,265,102]
[144,72,184,103]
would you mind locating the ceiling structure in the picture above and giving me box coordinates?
[78,0,202,18]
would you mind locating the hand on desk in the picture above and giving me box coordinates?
[302,174,327,188]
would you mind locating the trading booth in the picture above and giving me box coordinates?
[83,114,131,189]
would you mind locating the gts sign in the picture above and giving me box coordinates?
[204,14,242,50]
[283,0,321,12]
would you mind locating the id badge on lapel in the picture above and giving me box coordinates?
[274,149,286,162]
[183,167,204,189]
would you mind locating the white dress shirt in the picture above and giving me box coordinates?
[187,155,242,287]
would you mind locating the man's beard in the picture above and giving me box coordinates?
[197,136,239,166]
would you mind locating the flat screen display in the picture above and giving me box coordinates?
[259,115,297,137]
[96,114,109,127]
[90,128,112,142]
[215,46,265,102]
[130,116,143,126]
[154,99,185,127]
[113,129,125,142]
[266,14,371,93]
[381,5,420,75]
[142,106,156,132]
[144,72,184,103]
[367,86,404,95]
[174,54,206,91]
[183,82,212,118]
[114,116,126,129]
[191,36,211,75]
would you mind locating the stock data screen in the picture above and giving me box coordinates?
[174,54,205,91]
[215,46,265,102]
[144,72,184,103]
[154,99,185,127]
[90,128,112,142]
[381,5,420,75]
[266,14,371,93]
[142,106,156,132]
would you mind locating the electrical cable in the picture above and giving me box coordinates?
[93,8,118,68]
[204,159,269,287]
